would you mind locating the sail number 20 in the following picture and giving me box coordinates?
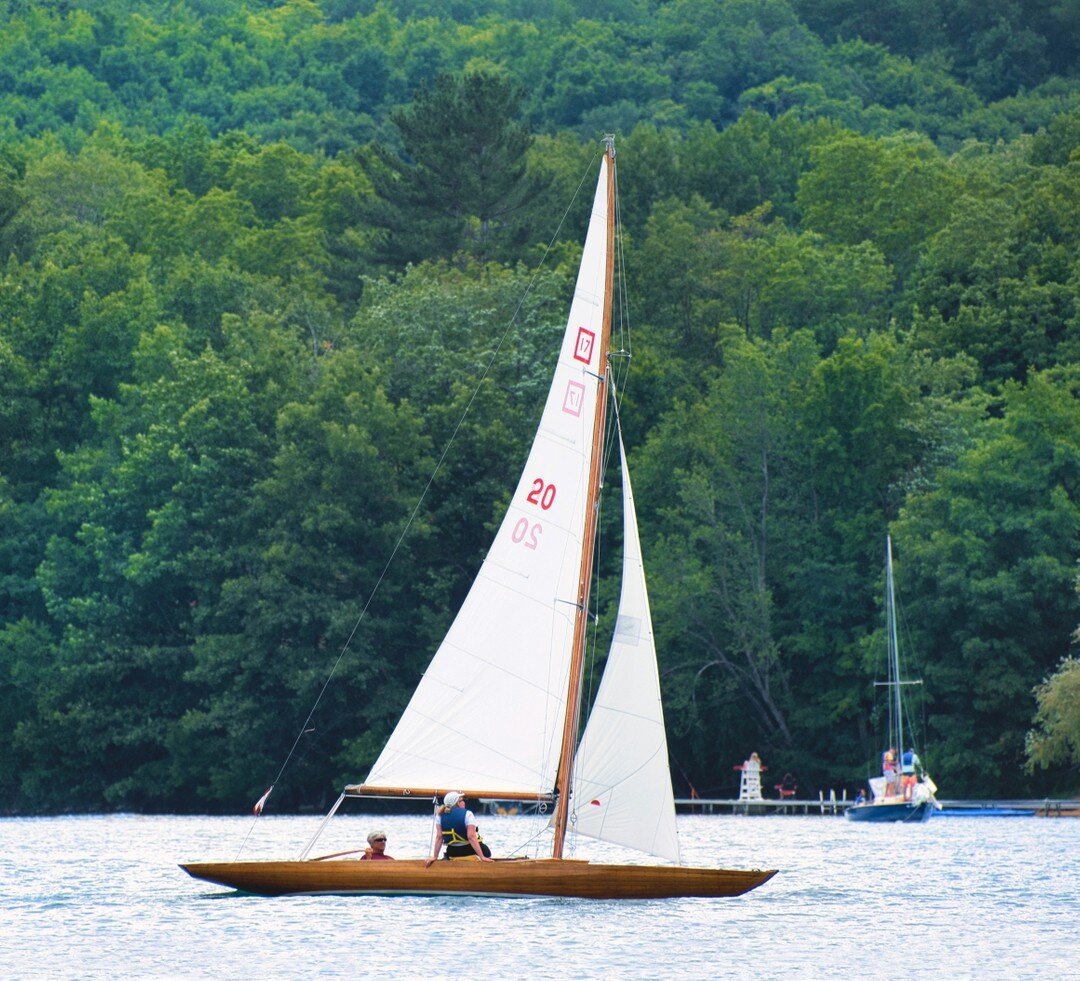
[512,478,557,550]
[526,478,557,510]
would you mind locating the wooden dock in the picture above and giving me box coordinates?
[674,796,1080,816]
[675,793,853,815]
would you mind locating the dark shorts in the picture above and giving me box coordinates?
[445,842,492,859]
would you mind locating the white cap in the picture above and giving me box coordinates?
[443,791,463,807]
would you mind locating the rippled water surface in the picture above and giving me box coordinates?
[2,810,1076,978]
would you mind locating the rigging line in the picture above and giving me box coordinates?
[242,147,607,834]
[505,817,558,859]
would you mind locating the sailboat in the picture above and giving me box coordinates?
[181,138,776,899]
[847,536,939,823]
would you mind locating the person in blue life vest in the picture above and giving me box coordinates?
[900,748,921,800]
[425,791,494,865]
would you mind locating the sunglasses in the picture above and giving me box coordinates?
[372,837,386,842]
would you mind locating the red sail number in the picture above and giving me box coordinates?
[526,478,557,510]
[512,517,541,550]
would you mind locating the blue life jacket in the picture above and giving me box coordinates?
[901,750,917,773]
[440,807,480,846]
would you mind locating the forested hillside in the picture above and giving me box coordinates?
[1,0,1078,814]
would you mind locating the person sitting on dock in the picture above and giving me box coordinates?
[775,773,797,799]
[901,748,921,800]
[360,830,394,860]
[426,791,494,865]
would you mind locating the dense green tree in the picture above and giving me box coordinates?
[0,614,57,809]
[359,70,544,268]
[794,0,1079,98]
[894,367,1080,796]
[0,228,157,492]
[2,0,1080,813]
[792,0,949,61]
[173,343,431,808]
[907,153,1080,383]
[1026,655,1080,783]
[635,195,727,356]
[681,112,839,223]
[796,132,957,282]
[637,328,819,792]
[1029,108,1080,167]
[14,319,290,810]
[713,216,893,347]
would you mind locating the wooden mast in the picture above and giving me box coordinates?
[551,137,617,858]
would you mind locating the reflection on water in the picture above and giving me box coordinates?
[1,812,1077,978]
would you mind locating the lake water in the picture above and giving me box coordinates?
[2,810,1076,978]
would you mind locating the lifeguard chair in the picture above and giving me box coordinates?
[735,754,765,801]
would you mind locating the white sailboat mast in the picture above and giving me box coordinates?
[551,138,616,858]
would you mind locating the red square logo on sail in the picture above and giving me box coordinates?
[573,327,595,364]
[563,380,585,416]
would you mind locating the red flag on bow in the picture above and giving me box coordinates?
[253,786,273,816]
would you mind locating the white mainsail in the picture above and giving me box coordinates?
[567,436,682,864]
[363,157,614,796]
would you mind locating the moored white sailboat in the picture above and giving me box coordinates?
[847,536,939,824]
[182,139,776,898]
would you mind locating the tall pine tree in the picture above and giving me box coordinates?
[359,71,544,269]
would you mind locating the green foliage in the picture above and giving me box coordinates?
[637,329,814,786]
[797,132,957,280]
[359,70,544,268]
[906,149,1080,383]
[1,0,1078,813]
[1026,656,1080,781]
[0,0,1075,153]
[894,368,1080,796]
[793,0,1079,99]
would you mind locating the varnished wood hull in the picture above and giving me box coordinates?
[180,858,777,899]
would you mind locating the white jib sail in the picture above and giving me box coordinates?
[567,435,682,864]
[363,157,613,796]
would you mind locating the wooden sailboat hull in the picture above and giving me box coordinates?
[181,858,777,899]
[845,800,935,823]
